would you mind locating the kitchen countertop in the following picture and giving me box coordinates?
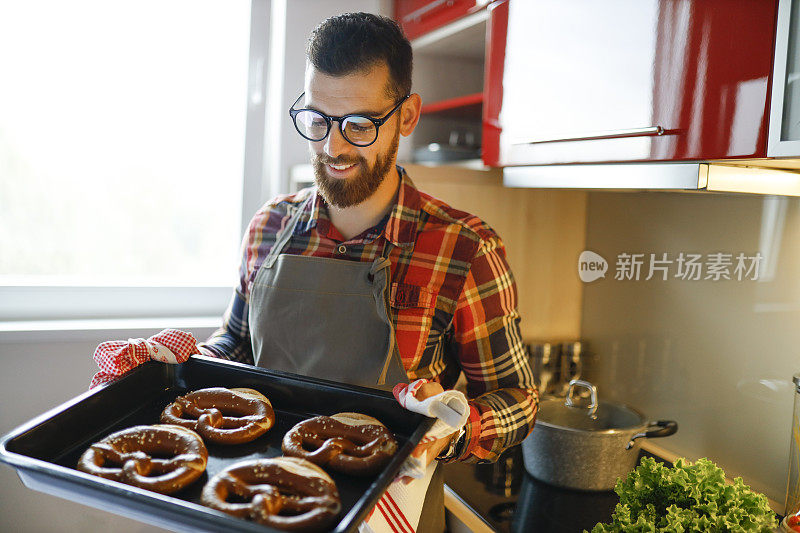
[442,446,667,533]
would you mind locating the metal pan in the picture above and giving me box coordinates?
[521,380,677,491]
[0,355,434,532]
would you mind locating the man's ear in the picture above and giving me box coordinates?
[399,93,422,137]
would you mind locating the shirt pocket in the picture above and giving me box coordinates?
[389,282,442,364]
[390,282,436,310]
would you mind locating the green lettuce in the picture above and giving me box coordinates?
[589,457,777,532]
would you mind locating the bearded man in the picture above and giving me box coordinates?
[201,12,538,533]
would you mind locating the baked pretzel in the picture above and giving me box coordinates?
[201,457,341,532]
[160,387,275,445]
[77,424,207,494]
[282,412,397,476]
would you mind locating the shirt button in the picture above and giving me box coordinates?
[337,244,347,254]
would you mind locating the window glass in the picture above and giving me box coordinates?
[0,0,250,286]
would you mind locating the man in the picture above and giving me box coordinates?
[200,12,537,532]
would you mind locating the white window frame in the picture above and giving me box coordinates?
[0,0,271,325]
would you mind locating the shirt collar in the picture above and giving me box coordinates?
[296,189,322,235]
[295,165,421,249]
[383,166,421,249]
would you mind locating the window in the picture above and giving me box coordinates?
[0,1,255,320]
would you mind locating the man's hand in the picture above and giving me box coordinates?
[398,381,457,485]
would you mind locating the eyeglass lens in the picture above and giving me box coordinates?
[294,110,378,146]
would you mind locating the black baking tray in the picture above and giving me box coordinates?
[0,355,435,532]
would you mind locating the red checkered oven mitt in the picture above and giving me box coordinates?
[89,329,200,388]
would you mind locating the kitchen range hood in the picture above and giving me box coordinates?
[503,160,800,197]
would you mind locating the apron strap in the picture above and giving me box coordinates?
[372,238,399,386]
[376,321,397,386]
[264,194,313,269]
[369,234,394,275]
[369,256,392,277]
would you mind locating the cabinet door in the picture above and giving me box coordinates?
[768,0,800,156]
[499,0,777,165]
[395,0,480,40]
[481,0,508,167]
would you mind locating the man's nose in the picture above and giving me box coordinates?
[323,123,352,158]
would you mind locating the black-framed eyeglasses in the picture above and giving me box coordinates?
[289,92,410,147]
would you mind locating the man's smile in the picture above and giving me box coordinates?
[324,160,360,179]
[328,162,356,171]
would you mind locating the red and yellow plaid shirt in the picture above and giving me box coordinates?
[202,167,538,463]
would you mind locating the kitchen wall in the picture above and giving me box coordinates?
[580,190,800,507]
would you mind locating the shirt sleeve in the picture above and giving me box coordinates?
[199,287,254,365]
[446,235,539,463]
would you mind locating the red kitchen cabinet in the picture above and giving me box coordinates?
[481,0,507,167]
[397,0,508,167]
[499,0,779,166]
[395,0,483,41]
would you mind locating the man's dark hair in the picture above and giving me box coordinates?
[307,12,412,100]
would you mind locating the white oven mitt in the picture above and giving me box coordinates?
[392,379,469,479]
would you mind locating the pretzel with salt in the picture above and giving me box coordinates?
[77,424,207,494]
[160,387,275,445]
[201,457,340,532]
[282,412,398,476]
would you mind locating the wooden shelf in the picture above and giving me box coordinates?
[420,93,483,120]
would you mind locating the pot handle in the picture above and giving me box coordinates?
[625,420,678,450]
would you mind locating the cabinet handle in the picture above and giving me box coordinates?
[513,126,667,145]
[403,0,455,22]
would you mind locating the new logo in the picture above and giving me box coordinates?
[578,251,608,282]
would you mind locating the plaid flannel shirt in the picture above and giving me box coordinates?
[202,167,538,463]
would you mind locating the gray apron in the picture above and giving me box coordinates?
[248,196,445,532]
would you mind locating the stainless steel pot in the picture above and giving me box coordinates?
[521,380,678,491]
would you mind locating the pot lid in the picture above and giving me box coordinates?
[538,380,645,431]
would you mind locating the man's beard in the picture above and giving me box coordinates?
[312,127,399,209]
